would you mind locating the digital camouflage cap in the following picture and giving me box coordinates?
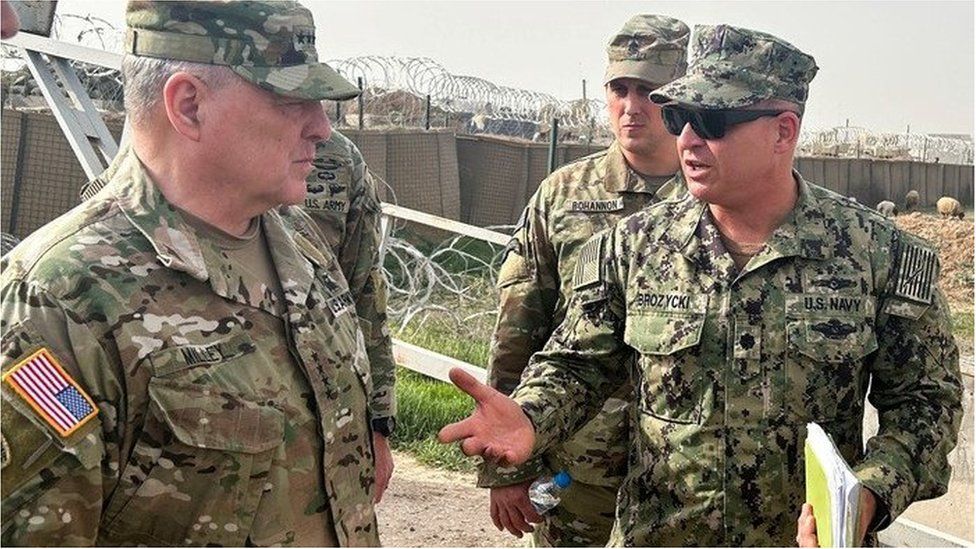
[649,24,818,109]
[604,14,689,86]
[125,1,360,101]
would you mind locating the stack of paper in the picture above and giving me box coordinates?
[804,422,862,547]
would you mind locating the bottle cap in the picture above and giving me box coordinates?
[554,471,572,489]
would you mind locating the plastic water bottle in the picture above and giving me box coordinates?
[528,470,572,514]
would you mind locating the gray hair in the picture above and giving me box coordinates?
[122,55,237,125]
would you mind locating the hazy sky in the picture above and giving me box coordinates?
[53,0,975,136]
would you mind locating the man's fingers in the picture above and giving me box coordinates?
[490,498,503,531]
[517,499,543,524]
[499,506,525,538]
[460,436,487,457]
[796,503,818,547]
[448,367,496,403]
[437,416,474,444]
[507,506,534,534]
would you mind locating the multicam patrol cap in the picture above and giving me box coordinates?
[649,24,818,109]
[125,1,360,101]
[604,14,689,86]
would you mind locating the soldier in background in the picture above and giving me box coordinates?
[480,15,689,546]
[303,130,397,502]
[440,24,962,546]
[1,1,382,545]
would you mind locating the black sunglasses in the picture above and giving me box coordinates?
[661,106,789,139]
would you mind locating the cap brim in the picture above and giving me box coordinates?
[604,59,679,87]
[233,61,360,101]
[648,73,768,109]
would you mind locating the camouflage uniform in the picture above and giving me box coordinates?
[510,25,963,547]
[480,143,682,544]
[303,131,396,422]
[1,148,379,545]
[2,2,379,546]
[479,17,690,548]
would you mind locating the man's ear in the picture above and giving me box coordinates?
[162,72,208,141]
[774,111,801,153]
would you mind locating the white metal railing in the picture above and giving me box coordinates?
[4,30,970,549]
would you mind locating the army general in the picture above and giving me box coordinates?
[1,1,382,545]
[439,24,963,546]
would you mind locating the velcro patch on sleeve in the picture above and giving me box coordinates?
[2,348,98,438]
[573,237,604,291]
[893,242,938,304]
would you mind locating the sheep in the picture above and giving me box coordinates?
[936,196,965,219]
[876,200,898,218]
[904,190,920,212]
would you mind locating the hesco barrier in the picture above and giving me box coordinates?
[1,110,124,238]
[456,134,602,227]
[1,109,973,240]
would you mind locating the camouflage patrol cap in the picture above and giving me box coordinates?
[125,1,360,101]
[649,24,818,109]
[604,15,689,86]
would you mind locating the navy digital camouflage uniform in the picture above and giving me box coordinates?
[481,15,689,547]
[510,24,963,547]
[513,175,962,546]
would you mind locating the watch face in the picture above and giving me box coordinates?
[372,417,395,436]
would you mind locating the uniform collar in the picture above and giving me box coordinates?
[603,141,679,197]
[659,170,831,264]
[107,147,317,308]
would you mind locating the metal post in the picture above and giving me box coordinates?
[425,94,431,130]
[547,117,559,174]
[335,101,341,125]
[357,77,364,130]
[7,112,29,235]
[581,79,587,101]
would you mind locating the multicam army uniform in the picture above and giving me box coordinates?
[480,141,682,545]
[0,147,379,546]
[302,130,395,421]
[512,176,963,546]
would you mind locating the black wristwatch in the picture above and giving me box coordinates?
[371,417,396,437]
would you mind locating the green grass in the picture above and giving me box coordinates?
[396,321,490,368]
[391,367,479,472]
[951,311,974,347]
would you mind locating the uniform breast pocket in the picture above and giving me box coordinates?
[624,310,708,424]
[102,346,286,545]
[784,314,878,422]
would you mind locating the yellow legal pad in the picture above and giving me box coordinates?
[804,422,862,547]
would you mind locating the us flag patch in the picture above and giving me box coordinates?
[3,348,97,437]
[573,237,604,290]
[893,243,937,304]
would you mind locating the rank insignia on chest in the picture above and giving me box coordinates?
[327,291,356,316]
[893,243,937,304]
[2,348,98,437]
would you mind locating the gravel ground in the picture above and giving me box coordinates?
[377,451,522,548]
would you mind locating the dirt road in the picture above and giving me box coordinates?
[376,452,521,547]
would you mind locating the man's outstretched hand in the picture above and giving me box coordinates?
[437,368,536,467]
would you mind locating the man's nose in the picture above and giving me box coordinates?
[677,121,705,148]
[305,102,332,143]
